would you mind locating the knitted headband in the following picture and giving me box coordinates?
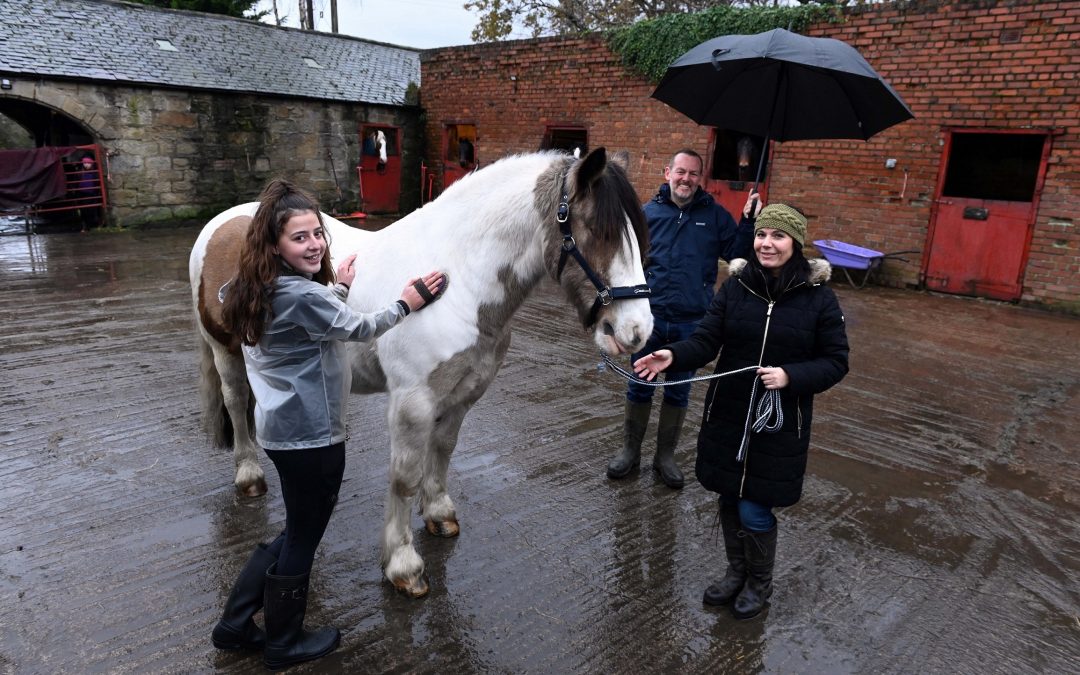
[755,204,807,246]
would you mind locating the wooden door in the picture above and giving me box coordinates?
[923,130,1050,301]
[704,129,769,224]
[359,124,401,214]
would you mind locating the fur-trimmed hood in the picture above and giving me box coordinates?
[727,257,833,285]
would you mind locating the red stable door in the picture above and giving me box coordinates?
[442,123,477,193]
[923,129,1051,301]
[359,124,402,214]
[704,129,769,222]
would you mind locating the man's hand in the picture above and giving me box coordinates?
[743,191,763,219]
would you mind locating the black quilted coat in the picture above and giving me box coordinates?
[666,258,849,507]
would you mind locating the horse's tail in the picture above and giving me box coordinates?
[196,332,233,448]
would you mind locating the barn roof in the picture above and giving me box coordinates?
[0,0,420,106]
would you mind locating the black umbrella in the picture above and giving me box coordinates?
[652,28,914,188]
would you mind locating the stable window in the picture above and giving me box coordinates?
[540,126,587,156]
[710,130,767,184]
[942,133,1046,202]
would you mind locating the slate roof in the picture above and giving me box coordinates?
[0,0,420,106]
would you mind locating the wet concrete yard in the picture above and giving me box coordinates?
[1,227,1078,674]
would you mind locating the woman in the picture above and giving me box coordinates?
[211,179,444,669]
[633,204,848,620]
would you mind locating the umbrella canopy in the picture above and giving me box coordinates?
[652,28,914,144]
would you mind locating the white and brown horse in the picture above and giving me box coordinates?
[189,149,652,596]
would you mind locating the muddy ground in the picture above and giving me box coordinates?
[0,225,1078,674]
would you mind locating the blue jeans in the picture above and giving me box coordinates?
[626,315,699,408]
[722,497,776,532]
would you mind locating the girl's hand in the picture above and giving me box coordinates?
[633,350,673,382]
[337,253,357,288]
[400,271,446,311]
[757,366,789,389]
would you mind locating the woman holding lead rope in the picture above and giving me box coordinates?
[633,204,849,620]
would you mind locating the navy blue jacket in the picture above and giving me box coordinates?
[643,184,753,323]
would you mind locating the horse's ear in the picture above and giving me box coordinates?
[576,147,607,191]
[609,150,630,171]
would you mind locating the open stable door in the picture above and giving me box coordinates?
[704,129,769,224]
[443,123,477,191]
[923,130,1050,301]
[359,124,402,213]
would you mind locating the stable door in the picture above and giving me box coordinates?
[923,130,1050,301]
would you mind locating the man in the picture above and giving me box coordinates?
[608,148,762,489]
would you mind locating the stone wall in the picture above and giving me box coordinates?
[420,0,1079,311]
[3,78,422,226]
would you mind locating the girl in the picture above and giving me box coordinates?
[633,204,848,620]
[211,179,444,669]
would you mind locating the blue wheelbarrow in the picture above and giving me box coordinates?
[813,240,917,289]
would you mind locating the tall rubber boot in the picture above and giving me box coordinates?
[211,543,276,650]
[732,525,778,620]
[653,402,686,489]
[703,502,746,606]
[607,400,652,479]
[263,566,341,671]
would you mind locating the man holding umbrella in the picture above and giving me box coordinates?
[607,148,762,489]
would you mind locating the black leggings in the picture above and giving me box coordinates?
[264,442,345,577]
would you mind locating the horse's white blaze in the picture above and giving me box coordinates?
[593,218,652,355]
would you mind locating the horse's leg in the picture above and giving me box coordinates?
[421,404,467,538]
[381,388,436,597]
[210,341,266,497]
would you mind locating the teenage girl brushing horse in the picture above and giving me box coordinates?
[211,179,444,669]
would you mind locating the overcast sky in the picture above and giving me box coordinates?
[254,0,483,49]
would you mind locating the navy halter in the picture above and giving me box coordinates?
[554,177,652,328]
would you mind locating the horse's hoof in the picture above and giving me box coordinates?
[392,575,429,598]
[425,518,460,538]
[237,478,267,498]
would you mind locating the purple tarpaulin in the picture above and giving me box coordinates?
[0,146,77,209]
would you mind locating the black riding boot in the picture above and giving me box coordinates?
[211,543,276,650]
[263,566,341,671]
[732,526,778,620]
[652,402,685,489]
[703,502,746,605]
[607,400,651,479]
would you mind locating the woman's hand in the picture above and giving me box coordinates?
[337,253,357,288]
[633,350,673,382]
[757,366,789,389]
[400,271,446,311]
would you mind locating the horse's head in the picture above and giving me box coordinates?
[539,148,653,356]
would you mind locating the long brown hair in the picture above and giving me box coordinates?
[222,179,335,345]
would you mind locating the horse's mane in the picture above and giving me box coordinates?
[589,160,649,258]
[529,151,648,259]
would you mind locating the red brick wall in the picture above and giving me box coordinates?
[420,0,1079,311]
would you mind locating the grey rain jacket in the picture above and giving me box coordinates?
[222,274,406,450]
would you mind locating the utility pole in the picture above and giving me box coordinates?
[330,0,338,34]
